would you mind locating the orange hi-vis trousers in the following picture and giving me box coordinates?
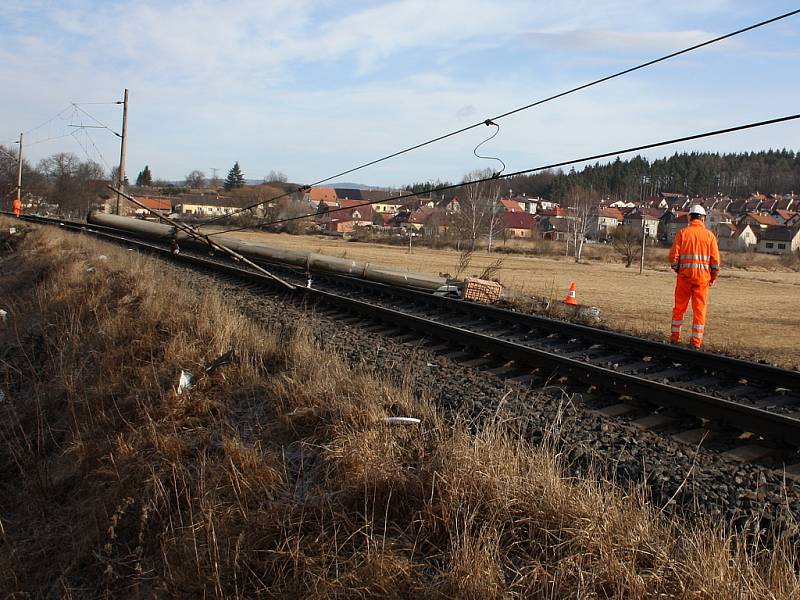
[671,278,708,347]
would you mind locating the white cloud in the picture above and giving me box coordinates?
[3,0,797,185]
[524,29,734,53]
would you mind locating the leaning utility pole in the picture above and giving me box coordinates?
[15,132,23,208]
[115,88,129,214]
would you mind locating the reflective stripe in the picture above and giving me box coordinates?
[679,254,712,261]
[692,324,704,330]
[566,291,575,297]
[710,264,720,271]
[678,263,710,270]
[671,320,683,325]
[691,332,704,339]
[671,327,681,333]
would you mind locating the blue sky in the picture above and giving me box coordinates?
[2,0,799,187]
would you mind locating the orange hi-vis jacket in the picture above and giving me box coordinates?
[668,219,720,347]
[669,220,720,284]
[12,197,21,217]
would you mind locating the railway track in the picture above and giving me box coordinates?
[7,212,800,458]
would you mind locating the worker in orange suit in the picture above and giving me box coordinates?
[668,205,720,348]
[12,197,21,218]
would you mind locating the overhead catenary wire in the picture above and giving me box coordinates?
[196,7,800,229]
[72,104,121,137]
[207,112,800,236]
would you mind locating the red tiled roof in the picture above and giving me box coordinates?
[407,207,435,224]
[745,212,778,226]
[597,207,624,220]
[309,187,337,203]
[500,199,523,212]
[134,196,172,211]
[503,212,537,229]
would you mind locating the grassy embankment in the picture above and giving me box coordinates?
[0,219,797,598]
[223,229,800,368]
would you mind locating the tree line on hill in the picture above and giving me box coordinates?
[406,149,800,203]
[513,149,800,201]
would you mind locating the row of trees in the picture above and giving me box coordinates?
[1,147,106,216]
[0,147,288,216]
[503,149,800,201]
[179,164,286,191]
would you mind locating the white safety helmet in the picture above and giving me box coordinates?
[688,204,706,216]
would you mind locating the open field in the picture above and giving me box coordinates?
[221,230,800,369]
[1,221,798,597]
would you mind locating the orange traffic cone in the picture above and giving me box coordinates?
[563,281,577,306]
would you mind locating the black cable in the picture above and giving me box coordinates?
[197,8,800,229]
[73,104,121,137]
[473,120,505,176]
[207,112,800,236]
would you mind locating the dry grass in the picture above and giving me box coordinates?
[0,219,798,598]
[220,230,800,368]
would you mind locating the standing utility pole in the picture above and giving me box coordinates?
[15,132,23,208]
[639,215,646,274]
[115,88,129,214]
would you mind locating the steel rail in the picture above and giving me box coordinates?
[7,212,800,445]
[321,274,800,391]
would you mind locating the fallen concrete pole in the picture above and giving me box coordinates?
[87,212,450,291]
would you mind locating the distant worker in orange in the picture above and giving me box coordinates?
[669,205,720,348]
[12,197,21,218]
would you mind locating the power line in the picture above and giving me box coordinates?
[197,7,800,229]
[72,103,121,137]
[207,112,800,236]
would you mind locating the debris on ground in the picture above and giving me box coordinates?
[205,349,238,374]
[176,369,192,395]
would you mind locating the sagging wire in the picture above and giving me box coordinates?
[472,119,505,178]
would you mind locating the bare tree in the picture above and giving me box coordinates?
[38,153,106,215]
[565,185,599,262]
[265,170,288,184]
[452,169,498,250]
[612,225,642,267]
[184,170,206,189]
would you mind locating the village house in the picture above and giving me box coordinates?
[757,226,800,255]
[661,212,689,243]
[587,207,623,240]
[705,209,732,230]
[512,195,544,214]
[304,187,338,208]
[317,204,374,233]
[739,212,779,233]
[500,198,525,212]
[173,196,239,217]
[716,222,758,252]
[400,207,435,235]
[502,212,537,238]
[128,196,172,218]
[623,207,662,239]
[538,216,571,241]
[773,209,798,224]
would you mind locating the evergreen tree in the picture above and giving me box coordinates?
[224,161,246,190]
[135,165,153,187]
